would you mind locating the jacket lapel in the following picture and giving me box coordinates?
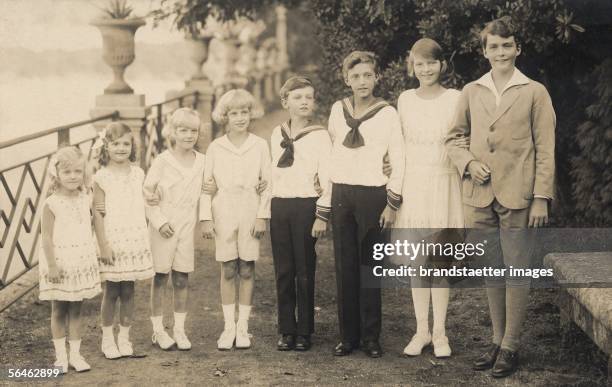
[477,87,497,119]
[488,86,522,127]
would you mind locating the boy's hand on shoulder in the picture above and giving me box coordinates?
[251,218,267,239]
[467,160,491,185]
[94,201,106,216]
[311,218,328,238]
[159,223,175,239]
[201,220,215,239]
[379,205,396,229]
[528,198,549,228]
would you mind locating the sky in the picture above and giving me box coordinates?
[0,0,183,52]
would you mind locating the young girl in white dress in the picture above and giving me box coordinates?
[39,146,101,373]
[395,38,468,358]
[201,89,271,350]
[92,122,155,359]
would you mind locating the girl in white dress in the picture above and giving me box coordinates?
[395,38,468,358]
[201,89,271,350]
[92,122,155,359]
[39,146,101,373]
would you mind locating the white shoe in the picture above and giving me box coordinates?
[173,329,192,351]
[217,326,236,350]
[69,353,91,372]
[54,357,68,374]
[152,330,176,350]
[101,336,122,359]
[403,333,432,356]
[117,335,133,357]
[432,335,451,358]
[235,321,251,349]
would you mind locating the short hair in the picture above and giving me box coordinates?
[162,107,201,147]
[211,89,264,125]
[342,51,379,81]
[48,146,88,195]
[98,122,136,166]
[279,76,316,101]
[405,38,449,78]
[480,16,520,48]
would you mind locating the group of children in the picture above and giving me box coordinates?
[39,16,554,379]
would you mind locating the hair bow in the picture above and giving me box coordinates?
[92,128,107,150]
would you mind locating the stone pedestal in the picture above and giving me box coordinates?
[90,93,147,168]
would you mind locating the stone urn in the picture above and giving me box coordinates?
[186,34,214,80]
[90,18,145,94]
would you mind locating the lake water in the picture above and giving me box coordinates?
[0,73,184,170]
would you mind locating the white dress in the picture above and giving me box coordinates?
[94,166,155,281]
[396,88,464,229]
[39,192,101,301]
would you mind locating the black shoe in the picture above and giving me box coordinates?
[294,335,311,351]
[473,344,500,370]
[277,334,295,351]
[492,349,519,378]
[362,341,383,358]
[333,341,357,356]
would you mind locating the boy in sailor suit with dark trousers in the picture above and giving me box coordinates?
[445,16,555,378]
[328,51,405,358]
[270,76,332,352]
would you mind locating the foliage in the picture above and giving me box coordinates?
[152,0,612,225]
[97,0,134,19]
[570,59,612,226]
[152,0,302,35]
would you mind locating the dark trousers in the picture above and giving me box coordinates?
[270,197,318,336]
[331,183,387,344]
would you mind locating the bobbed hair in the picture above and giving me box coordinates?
[47,146,88,195]
[98,122,136,166]
[161,107,201,148]
[211,89,264,126]
[406,38,449,78]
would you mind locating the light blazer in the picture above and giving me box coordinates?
[445,72,556,210]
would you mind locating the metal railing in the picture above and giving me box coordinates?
[0,90,199,288]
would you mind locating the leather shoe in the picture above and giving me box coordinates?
[294,335,311,351]
[362,341,383,358]
[473,344,500,370]
[277,334,295,351]
[492,349,519,378]
[333,341,357,356]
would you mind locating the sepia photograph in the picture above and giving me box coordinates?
[1,0,611,385]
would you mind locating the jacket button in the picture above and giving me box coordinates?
[489,126,495,132]
[489,148,495,153]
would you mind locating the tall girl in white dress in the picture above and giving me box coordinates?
[395,38,468,358]
[92,122,155,359]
